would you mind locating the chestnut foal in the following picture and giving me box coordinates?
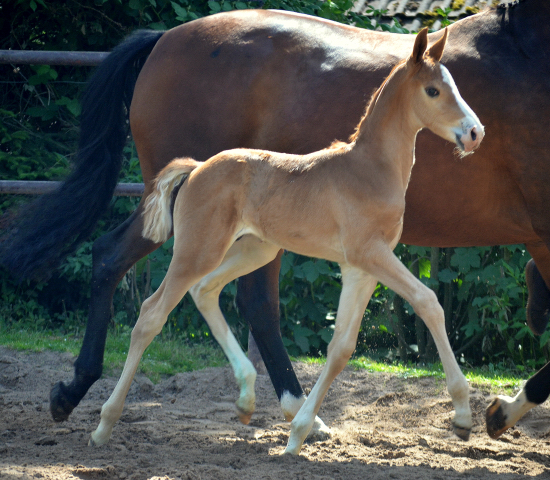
[90,29,484,455]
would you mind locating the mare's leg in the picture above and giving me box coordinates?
[90,219,235,446]
[362,243,472,440]
[486,360,550,438]
[525,243,550,335]
[50,205,159,422]
[285,266,377,455]
[190,236,281,423]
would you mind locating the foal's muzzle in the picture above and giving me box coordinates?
[457,123,484,153]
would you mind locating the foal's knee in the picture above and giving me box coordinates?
[327,334,356,370]
[189,281,220,313]
[131,297,165,343]
[411,288,443,324]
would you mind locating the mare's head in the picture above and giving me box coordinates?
[402,28,484,155]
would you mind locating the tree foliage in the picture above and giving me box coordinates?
[1,0,547,370]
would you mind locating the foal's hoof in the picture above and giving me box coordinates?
[236,406,253,425]
[486,397,508,439]
[305,416,331,443]
[452,423,471,441]
[88,435,108,447]
[49,382,76,423]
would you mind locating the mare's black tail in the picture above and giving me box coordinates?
[1,30,164,281]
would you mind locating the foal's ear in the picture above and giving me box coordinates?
[411,28,429,64]
[426,27,448,62]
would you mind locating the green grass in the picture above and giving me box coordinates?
[0,325,526,393]
[299,355,525,395]
[0,326,227,383]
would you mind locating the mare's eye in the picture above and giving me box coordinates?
[425,87,440,98]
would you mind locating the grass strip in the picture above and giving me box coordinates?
[0,326,526,393]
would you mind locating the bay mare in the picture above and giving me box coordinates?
[2,0,549,438]
[88,30,485,454]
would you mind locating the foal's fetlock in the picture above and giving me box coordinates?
[89,423,113,447]
[284,416,315,455]
[235,368,256,425]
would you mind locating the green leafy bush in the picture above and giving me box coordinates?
[1,0,547,370]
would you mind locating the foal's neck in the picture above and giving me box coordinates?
[349,68,421,190]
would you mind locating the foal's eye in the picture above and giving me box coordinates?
[425,87,440,98]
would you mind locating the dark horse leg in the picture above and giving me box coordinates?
[0,30,171,421]
[484,242,550,438]
[237,251,301,399]
[524,232,550,337]
[525,258,550,335]
[486,360,550,438]
[50,207,159,421]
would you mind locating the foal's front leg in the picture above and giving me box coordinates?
[365,244,472,440]
[285,266,378,455]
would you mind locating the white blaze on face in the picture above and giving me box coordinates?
[440,64,481,130]
[439,64,484,151]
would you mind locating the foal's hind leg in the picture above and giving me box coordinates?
[50,205,159,422]
[362,243,472,440]
[189,236,280,423]
[90,217,236,446]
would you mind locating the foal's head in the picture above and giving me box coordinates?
[396,28,484,155]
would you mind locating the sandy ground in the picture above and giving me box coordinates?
[1,345,550,480]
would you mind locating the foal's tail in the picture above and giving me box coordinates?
[1,30,164,281]
[142,158,200,244]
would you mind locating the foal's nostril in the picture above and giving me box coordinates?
[470,128,477,141]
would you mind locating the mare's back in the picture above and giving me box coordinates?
[130,9,410,178]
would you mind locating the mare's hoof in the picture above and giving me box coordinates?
[486,397,508,439]
[452,423,471,441]
[49,382,76,422]
[236,406,253,425]
[525,259,550,336]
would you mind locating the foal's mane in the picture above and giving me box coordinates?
[346,57,413,145]
[325,58,409,150]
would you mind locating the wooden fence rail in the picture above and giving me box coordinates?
[1,49,145,197]
[0,50,107,66]
[0,180,144,196]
